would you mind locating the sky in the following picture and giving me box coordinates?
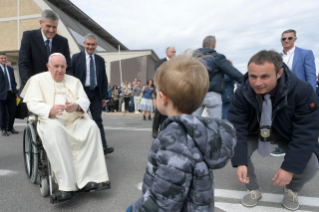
[71,0,319,74]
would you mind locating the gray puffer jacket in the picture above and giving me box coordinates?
[131,114,236,212]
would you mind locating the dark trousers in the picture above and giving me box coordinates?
[113,100,119,112]
[152,109,168,133]
[0,91,16,130]
[124,97,130,111]
[84,87,107,148]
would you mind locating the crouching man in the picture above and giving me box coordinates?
[20,53,110,201]
[228,50,319,210]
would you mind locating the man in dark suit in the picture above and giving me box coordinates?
[152,47,176,138]
[70,34,114,155]
[0,53,18,136]
[19,9,71,92]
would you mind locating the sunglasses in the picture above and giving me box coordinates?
[281,37,294,41]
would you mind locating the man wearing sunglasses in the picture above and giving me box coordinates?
[271,29,317,157]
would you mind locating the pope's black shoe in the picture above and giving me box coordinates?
[57,191,74,201]
[82,182,99,192]
[2,130,9,136]
[104,146,114,155]
[7,128,19,134]
[100,181,111,189]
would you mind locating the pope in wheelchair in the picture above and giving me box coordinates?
[20,53,110,203]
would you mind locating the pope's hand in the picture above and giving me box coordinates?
[236,165,250,184]
[65,102,78,113]
[273,168,293,186]
[49,104,66,118]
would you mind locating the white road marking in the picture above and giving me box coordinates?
[14,123,152,132]
[215,202,311,212]
[215,189,319,207]
[0,169,13,176]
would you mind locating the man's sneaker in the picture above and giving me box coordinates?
[241,190,262,207]
[282,186,299,211]
[270,147,286,156]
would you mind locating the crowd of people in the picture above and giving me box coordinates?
[0,8,318,212]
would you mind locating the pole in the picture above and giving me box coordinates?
[118,45,123,85]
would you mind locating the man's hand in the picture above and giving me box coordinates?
[236,165,250,184]
[49,104,66,118]
[102,99,107,107]
[65,102,78,113]
[273,168,293,186]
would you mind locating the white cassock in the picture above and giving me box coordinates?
[20,72,109,191]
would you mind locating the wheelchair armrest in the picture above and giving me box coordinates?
[28,113,38,124]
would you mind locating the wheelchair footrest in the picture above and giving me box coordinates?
[50,194,77,204]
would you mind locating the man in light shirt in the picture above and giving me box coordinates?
[271,29,317,156]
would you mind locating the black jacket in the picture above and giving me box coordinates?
[0,66,17,100]
[18,28,72,92]
[70,51,108,100]
[228,64,319,174]
[196,48,243,93]
[155,58,167,71]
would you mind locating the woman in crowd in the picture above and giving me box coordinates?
[122,81,132,113]
[133,80,142,113]
[111,85,119,112]
[139,79,154,120]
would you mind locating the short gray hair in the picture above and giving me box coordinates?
[166,46,175,52]
[282,29,296,37]
[85,34,98,42]
[48,53,66,65]
[41,10,59,23]
[202,36,216,48]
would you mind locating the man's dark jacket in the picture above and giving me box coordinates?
[155,58,167,72]
[228,64,319,174]
[0,66,17,100]
[196,48,243,93]
[70,51,108,100]
[18,28,71,91]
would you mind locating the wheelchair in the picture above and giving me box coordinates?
[22,114,71,204]
[23,114,111,204]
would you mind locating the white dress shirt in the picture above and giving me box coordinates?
[282,46,295,71]
[41,29,52,52]
[85,51,98,87]
[1,64,12,90]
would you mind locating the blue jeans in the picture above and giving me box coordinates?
[129,96,134,112]
[222,102,230,120]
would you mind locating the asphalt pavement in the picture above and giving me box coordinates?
[0,113,318,212]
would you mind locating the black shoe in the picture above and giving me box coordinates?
[57,191,74,201]
[7,128,19,134]
[82,182,99,192]
[143,115,146,120]
[104,146,114,155]
[152,132,158,138]
[270,147,286,156]
[97,181,111,190]
[148,115,151,120]
[2,130,8,136]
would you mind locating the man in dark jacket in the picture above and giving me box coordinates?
[193,35,243,119]
[152,46,176,138]
[18,9,72,92]
[228,50,319,211]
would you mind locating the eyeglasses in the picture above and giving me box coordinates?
[281,37,294,41]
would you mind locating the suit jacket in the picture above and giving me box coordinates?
[155,58,167,71]
[0,66,17,100]
[70,51,108,100]
[281,46,316,91]
[18,28,72,91]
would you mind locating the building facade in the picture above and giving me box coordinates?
[1,0,158,87]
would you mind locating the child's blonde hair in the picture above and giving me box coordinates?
[154,54,209,114]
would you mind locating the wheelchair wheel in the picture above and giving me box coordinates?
[23,126,38,184]
[40,176,49,197]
